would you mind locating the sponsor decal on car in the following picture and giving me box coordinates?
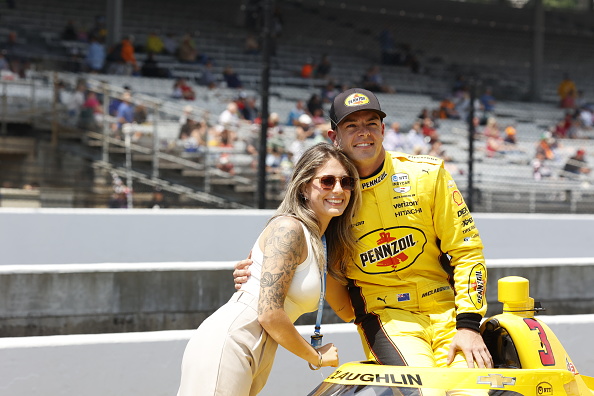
[537,382,553,395]
[327,370,422,386]
[477,374,516,388]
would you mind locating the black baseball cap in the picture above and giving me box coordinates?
[329,88,386,127]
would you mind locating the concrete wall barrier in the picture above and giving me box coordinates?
[2,259,593,336]
[1,209,593,265]
[0,318,592,396]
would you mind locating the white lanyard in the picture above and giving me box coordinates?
[311,235,327,348]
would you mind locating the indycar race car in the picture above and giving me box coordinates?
[307,276,594,396]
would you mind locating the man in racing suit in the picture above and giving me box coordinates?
[344,149,487,368]
[235,88,492,370]
[326,88,491,370]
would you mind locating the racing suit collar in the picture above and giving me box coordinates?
[361,159,385,180]
[359,156,389,191]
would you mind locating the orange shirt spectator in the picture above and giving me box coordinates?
[120,37,137,67]
[301,61,313,78]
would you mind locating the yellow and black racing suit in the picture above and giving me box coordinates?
[347,151,487,368]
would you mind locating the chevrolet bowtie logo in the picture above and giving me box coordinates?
[477,374,516,388]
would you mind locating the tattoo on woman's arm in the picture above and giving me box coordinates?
[258,221,304,315]
[261,271,282,287]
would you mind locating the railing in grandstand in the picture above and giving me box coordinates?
[0,72,261,208]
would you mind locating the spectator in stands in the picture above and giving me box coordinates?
[133,104,148,125]
[575,90,592,110]
[108,174,129,208]
[314,54,332,79]
[531,152,552,181]
[557,73,577,109]
[172,78,196,101]
[266,144,288,179]
[503,125,518,146]
[306,93,324,118]
[378,28,397,65]
[321,80,339,104]
[553,112,577,139]
[300,58,314,79]
[561,149,590,179]
[114,91,135,136]
[438,96,460,119]
[383,121,407,152]
[61,20,78,41]
[212,125,237,175]
[288,115,314,163]
[66,79,87,126]
[0,50,10,71]
[578,106,593,130]
[147,187,168,209]
[121,36,139,75]
[428,139,452,162]
[418,107,440,126]
[452,74,468,96]
[79,90,103,131]
[407,120,429,154]
[482,116,499,138]
[483,117,503,158]
[179,112,205,153]
[456,89,481,123]
[286,99,306,126]
[87,15,107,43]
[244,33,260,55]
[5,30,18,52]
[179,105,195,129]
[222,66,243,89]
[107,36,138,75]
[361,65,395,93]
[404,46,421,74]
[163,32,178,55]
[141,52,170,78]
[108,85,132,116]
[421,117,439,143]
[236,92,258,122]
[479,87,496,116]
[535,132,558,162]
[218,101,241,128]
[85,35,105,73]
[199,60,218,89]
[178,33,205,64]
[108,191,128,208]
[310,107,326,126]
[145,31,165,54]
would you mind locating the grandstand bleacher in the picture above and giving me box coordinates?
[0,0,592,211]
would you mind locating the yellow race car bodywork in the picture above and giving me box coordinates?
[308,277,594,396]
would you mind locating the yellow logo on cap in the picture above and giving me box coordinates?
[345,93,370,107]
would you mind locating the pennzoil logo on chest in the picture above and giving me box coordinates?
[356,226,427,274]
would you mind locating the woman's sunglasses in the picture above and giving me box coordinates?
[313,175,357,191]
